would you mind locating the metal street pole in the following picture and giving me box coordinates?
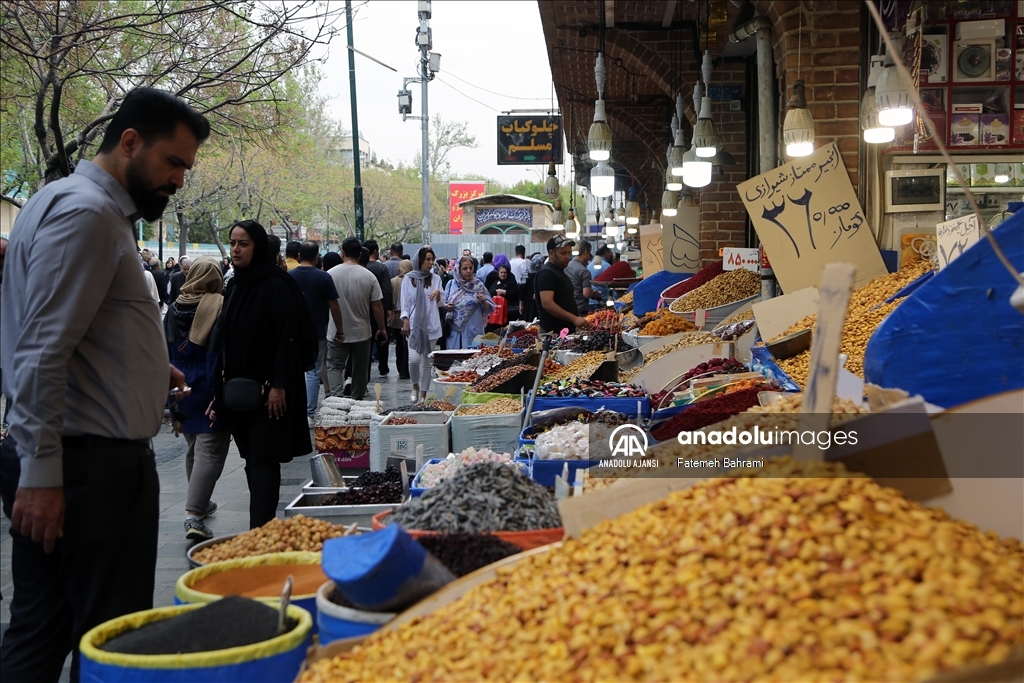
[346,0,364,242]
[420,51,430,246]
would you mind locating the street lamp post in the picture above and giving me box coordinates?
[345,0,364,242]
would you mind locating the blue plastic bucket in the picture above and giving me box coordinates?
[174,552,321,635]
[315,581,394,644]
[79,603,312,683]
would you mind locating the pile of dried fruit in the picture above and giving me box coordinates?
[538,378,646,399]
[300,458,1024,683]
[467,365,533,393]
[192,515,346,563]
[669,268,760,312]
[455,398,523,415]
[386,416,419,425]
[592,260,636,282]
[662,261,725,298]
[429,400,458,411]
[617,290,633,305]
[416,533,521,577]
[770,260,933,387]
[640,308,698,335]
[509,333,537,348]
[437,370,479,383]
[353,467,402,487]
[642,332,721,365]
[650,386,770,441]
[319,482,403,506]
[382,403,446,414]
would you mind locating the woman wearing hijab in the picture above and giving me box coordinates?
[213,220,319,528]
[400,247,444,403]
[322,251,342,271]
[390,259,413,379]
[487,263,520,325]
[164,257,231,541]
[484,253,512,290]
[444,256,493,349]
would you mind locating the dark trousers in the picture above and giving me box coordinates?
[370,315,389,374]
[231,427,281,529]
[389,327,409,378]
[0,436,159,683]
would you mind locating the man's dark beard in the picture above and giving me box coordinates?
[125,160,175,222]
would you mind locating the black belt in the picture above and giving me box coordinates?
[62,435,151,450]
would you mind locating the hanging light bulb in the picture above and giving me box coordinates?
[693,60,718,158]
[669,128,687,177]
[682,146,713,188]
[565,208,579,237]
[682,189,699,208]
[994,164,1011,184]
[665,167,682,192]
[590,160,614,197]
[544,161,560,198]
[661,189,679,217]
[616,201,626,224]
[861,56,895,143]
[551,197,564,230]
[588,54,612,161]
[783,79,815,157]
[875,49,913,127]
[625,186,640,225]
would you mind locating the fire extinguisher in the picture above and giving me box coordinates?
[488,295,508,326]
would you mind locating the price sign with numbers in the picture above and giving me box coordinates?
[935,214,979,270]
[738,143,886,293]
[722,247,760,272]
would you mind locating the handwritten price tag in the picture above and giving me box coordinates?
[738,143,886,294]
[722,247,760,272]
[935,214,979,270]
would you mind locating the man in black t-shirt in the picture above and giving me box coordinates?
[535,236,588,334]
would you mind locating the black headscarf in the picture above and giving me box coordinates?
[217,220,319,377]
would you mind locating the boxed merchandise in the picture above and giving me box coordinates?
[972,162,998,186]
[946,161,972,187]
[995,47,1013,80]
[920,34,948,83]
[980,113,1011,145]
[1014,108,1024,144]
[950,113,980,145]
[376,412,452,464]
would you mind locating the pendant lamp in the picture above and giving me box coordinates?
[782,80,815,157]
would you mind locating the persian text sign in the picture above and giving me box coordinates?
[723,247,760,272]
[935,214,980,270]
[449,181,486,235]
[638,223,664,276]
[497,116,562,165]
[738,143,886,292]
[662,204,701,274]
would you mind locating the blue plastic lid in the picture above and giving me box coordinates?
[322,525,426,606]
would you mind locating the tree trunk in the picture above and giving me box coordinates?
[211,217,228,258]
[177,211,188,257]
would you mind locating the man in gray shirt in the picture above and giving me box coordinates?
[565,239,596,316]
[0,87,207,683]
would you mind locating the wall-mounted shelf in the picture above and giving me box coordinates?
[947,185,1024,193]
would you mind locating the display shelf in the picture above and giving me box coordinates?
[948,185,1024,192]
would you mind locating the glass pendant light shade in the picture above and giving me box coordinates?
[693,97,719,158]
[661,190,679,217]
[544,161,560,198]
[862,56,895,143]
[875,52,913,127]
[588,100,613,161]
[590,160,614,197]
[551,197,564,230]
[782,80,815,158]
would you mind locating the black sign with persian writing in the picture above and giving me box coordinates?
[497,116,562,165]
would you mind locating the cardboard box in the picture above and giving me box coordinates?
[980,113,1011,145]
[946,162,973,187]
[951,103,984,113]
[972,161,998,186]
[950,113,981,145]
[954,18,1005,40]
[995,47,1013,80]
[1013,109,1024,144]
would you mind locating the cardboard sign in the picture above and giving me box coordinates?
[935,214,980,269]
[723,247,760,272]
[751,286,820,343]
[638,223,664,276]
[662,205,701,273]
[738,143,887,293]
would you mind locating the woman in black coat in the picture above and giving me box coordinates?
[486,264,521,324]
[212,219,319,528]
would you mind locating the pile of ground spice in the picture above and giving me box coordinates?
[190,564,326,598]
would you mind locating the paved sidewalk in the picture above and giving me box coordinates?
[0,350,413,681]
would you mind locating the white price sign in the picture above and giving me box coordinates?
[390,434,415,456]
[935,214,979,270]
[723,247,760,272]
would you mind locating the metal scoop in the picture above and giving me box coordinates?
[278,575,293,635]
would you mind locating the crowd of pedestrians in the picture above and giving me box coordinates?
[0,84,630,683]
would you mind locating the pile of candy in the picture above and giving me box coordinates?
[538,379,646,398]
[534,422,619,461]
[530,409,631,436]
[415,447,513,488]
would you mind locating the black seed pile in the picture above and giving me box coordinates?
[100,596,292,655]
[319,481,403,506]
[416,533,522,577]
[387,463,561,533]
[353,466,402,488]
[383,403,444,415]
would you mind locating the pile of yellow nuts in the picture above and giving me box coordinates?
[771,261,934,387]
[669,268,760,313]
[191,514,347,563]
[455,398,523,416]
[545,351,607,381]
[300,458,1023,683]
[642,332,720,365]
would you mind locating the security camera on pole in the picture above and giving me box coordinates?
[397,1,441,247]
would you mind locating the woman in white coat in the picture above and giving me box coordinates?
[401,246,444,402]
